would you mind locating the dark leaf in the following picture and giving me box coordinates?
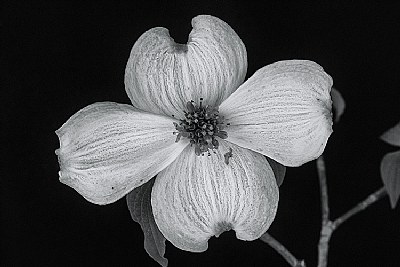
[126,177,168,267]
[331,87,346,123]
[380,121,400,147]
[380,151,400,208]
[266,157,286,187]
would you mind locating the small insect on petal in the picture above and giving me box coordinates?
[224,147,233,165]
[175,133,182,142]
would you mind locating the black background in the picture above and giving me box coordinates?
[3,1,400,266]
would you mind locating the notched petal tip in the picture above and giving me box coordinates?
[214,221,232,238]
[124,15,247,118]
[151,141,279,252]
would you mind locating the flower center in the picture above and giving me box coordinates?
[173,98,229,156]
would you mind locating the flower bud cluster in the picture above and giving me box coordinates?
[174,98,229,156]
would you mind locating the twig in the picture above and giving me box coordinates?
[316,155,388,267]
[332,187,387,230]
[317,155,329,224]
[316,155,331,267]
[260,232,306,267]
[260,156,388,267]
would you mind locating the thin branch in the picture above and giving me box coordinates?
[260,232,306,267]
[317,221,333,267]
[332,187,387,230]
[262,156,387,267]
[317,155,329,223]
[316,156,388,267]
[316,155,331,267]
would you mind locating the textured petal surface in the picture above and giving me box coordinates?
[219,60,333,167]
[55,102,188,205]
[125,15,247,119]
[151,140,279,252]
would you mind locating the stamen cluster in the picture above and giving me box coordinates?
[173,98,229,156]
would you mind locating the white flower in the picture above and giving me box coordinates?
[55,15,333,252]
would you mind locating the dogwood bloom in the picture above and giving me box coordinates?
[56,15,333,252]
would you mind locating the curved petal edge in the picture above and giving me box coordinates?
[124,14,247,119]
[55,102,188,204]
[220,60,333,167]
[151,140,279,252]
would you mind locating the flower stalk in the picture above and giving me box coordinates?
[260,232,306,267]
[316,155,388,267]
[332,187,387,229]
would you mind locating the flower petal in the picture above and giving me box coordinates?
[125,15,247,119]
[219,60,333,167]
[55,102,188,205]
[151,141,279,252]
